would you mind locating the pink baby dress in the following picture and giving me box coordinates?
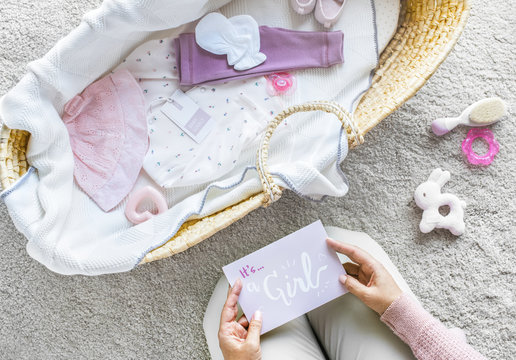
[62,69,148,211]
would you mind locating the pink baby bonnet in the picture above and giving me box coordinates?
[62,69,148,212]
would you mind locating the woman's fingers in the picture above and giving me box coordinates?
[344,262,374,285]
[326,238,377,267]
[339,274,369,299]
[220,279,242,324]
[343,262,359,276]
[246,311,263,347]
[237,314,249,328]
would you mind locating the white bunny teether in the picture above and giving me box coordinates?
[414,168,466,236]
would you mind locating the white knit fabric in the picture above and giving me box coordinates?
[0,0,398,275]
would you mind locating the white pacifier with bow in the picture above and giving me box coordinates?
[195,13,266,71]
[414,168,466,236]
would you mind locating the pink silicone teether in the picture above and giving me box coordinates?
[266,72,296,96]
[125,186,168,225]
[461,128,499,166]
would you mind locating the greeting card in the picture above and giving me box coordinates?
[223,220,347,334]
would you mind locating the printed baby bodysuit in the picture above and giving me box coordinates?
[115,38,284,188]
[144,77,284,188]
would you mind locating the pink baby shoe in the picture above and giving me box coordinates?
[315,0,348,28]
[290,0,317,15]
[62,69,148,212]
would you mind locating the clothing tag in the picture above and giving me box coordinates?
[160,89,215,143]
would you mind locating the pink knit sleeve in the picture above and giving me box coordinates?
[380,293,487,360]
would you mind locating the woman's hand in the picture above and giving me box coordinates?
[327,238,402,315]
[218,279,263,360]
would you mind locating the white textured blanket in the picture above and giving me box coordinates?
[0,0,394,275]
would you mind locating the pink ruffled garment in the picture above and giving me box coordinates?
[62,69,148,212]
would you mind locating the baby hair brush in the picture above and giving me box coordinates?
[432,97,507,136]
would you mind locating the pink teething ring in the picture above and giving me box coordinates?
[461,128,499,166]
[125,186,168,225]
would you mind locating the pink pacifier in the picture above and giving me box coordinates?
[461,128,499,166]
[266,72,296,96]
[125,186,168,225]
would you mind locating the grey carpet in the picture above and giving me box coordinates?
[0,1,514,359]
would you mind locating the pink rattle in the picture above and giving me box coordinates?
[125,186,168,225]
[266,72,296,96]
[461,128,499,166]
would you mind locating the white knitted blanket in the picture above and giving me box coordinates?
[0,0,392,275]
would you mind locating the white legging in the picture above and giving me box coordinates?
[203,226,417,360]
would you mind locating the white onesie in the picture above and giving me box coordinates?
[116,38,284,188]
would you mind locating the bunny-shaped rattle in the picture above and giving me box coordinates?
[414,168,466,236]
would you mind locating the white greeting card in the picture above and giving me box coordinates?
[223,220,347,334]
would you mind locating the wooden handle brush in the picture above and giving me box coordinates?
[432,97,507,136]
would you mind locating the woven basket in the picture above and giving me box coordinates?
[0,0,470,264]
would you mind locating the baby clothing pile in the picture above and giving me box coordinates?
[67,17,347,214]
[0,0,399,275]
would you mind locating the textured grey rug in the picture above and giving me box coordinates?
[0,1,514,359]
